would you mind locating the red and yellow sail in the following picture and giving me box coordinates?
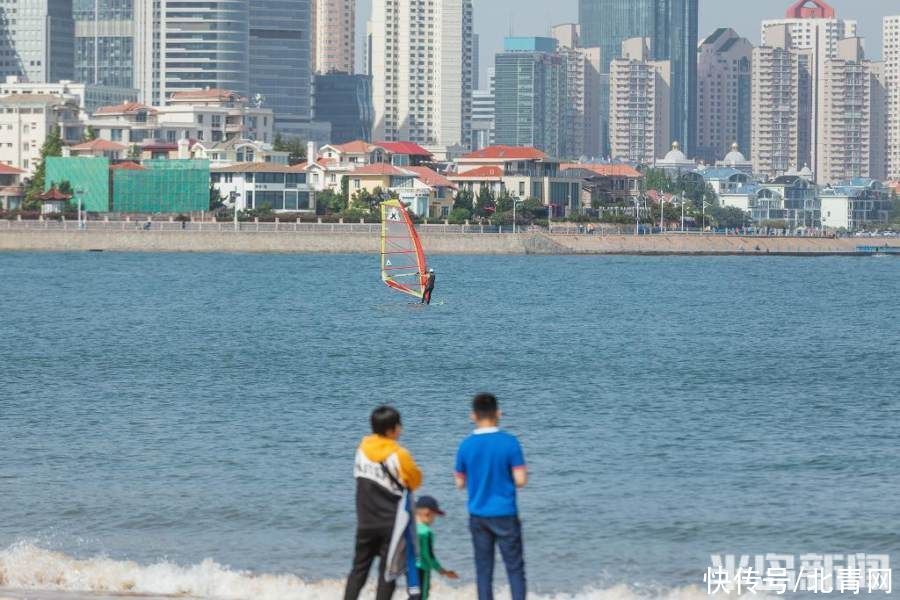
[380,200,427,298]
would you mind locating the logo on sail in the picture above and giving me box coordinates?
[388,209,401,221]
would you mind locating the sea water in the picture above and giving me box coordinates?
[1,253,898,599]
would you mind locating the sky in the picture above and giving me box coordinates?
[357,0,898,86]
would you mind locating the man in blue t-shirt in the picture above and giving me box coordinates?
[455,393,528,600]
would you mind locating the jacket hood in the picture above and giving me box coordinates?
[359,434,402,463]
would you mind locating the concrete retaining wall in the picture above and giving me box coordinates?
[0,230,896,255]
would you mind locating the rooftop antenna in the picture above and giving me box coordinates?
[508,13,514,37]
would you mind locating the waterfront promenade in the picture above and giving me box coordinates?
[0,220,897,255]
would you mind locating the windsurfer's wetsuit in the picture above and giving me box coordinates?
[422,273,435,305]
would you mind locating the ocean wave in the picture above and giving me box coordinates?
[0,542,762,600]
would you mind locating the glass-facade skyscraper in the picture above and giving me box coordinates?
[74,0,134,88]
[313,73,373,143]
[0,0,74,83]
[579,0,698,157]
[494,37,567,158]
[249,0,312,138]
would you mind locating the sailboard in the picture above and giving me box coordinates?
[381,200,428,299]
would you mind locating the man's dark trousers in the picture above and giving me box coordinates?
[344,527,397,600]
[469,515,526,600]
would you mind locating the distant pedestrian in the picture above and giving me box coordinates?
[344,406,423,600]
[455,393,528,600]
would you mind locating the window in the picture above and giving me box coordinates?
[110,128,123,141]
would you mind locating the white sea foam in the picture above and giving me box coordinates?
[0,542,767,600]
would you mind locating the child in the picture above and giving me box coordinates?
[415,495,459,599]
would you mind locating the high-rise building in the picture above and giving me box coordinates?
[761,0,857,182]
[312,0,355,75]
[0,0,74,83]
[74,0,134,88]
[551,23,603,158]
[471,90,494,151]
[249,1,313,138]
[135,0,249,106]
[751,25,809,180]
[472,33,480,91]
[817,37,877,183]
[471,69,495,151]
[494,37,567,158]
[696,28,753,165]
[578,0,698,156]
[885,16,900,179]
[369,0,473,157]
[608,37,671,165]
[313,73,373,143]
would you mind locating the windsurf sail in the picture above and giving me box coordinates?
[381,200,427,298]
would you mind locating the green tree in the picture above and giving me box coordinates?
[209,184,225,211]
[521,197,547,220]
[707,205,748,229]
[643,168,673,194]
[495,191,513,213]
[128,144,141,159]
[341,175,350,204]
[474,187,496,218]
[273,134,307,165]
[453,189,474,211]
[448,207,472,224]
[317,189,347,214]
[83,126,97,141]
[25,126,64,207]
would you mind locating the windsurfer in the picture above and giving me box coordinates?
[422,269,436,305]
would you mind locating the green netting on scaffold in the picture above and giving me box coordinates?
[112,159,210,214]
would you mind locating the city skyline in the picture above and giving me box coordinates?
[359,0,898,87]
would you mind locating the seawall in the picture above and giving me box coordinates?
[1,229,897,255]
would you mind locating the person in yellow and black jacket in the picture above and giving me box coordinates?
[344,405,423,600]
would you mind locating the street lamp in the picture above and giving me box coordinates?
[512,196,521,234]
[75,187,85,229]
[659,194,666,233]
[230,191,240,232]
[634,196,641,236]
[680,195,686,233]
[701,201,711,234]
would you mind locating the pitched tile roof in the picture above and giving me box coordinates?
[109,161,146,171]
[94,101,155,115]
[406,166,455,188]
[330,140,377,154]
[71,139,128,152]
[459,145,547,160]
[0,164,25,175]
[39,187,72,201]
[349,163,412,177]
[451,166,504,179]
[376,141,433,157]
[212,162,302,174]
[560,163,642,178]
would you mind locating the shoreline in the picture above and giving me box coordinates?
[1,230,896,256]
